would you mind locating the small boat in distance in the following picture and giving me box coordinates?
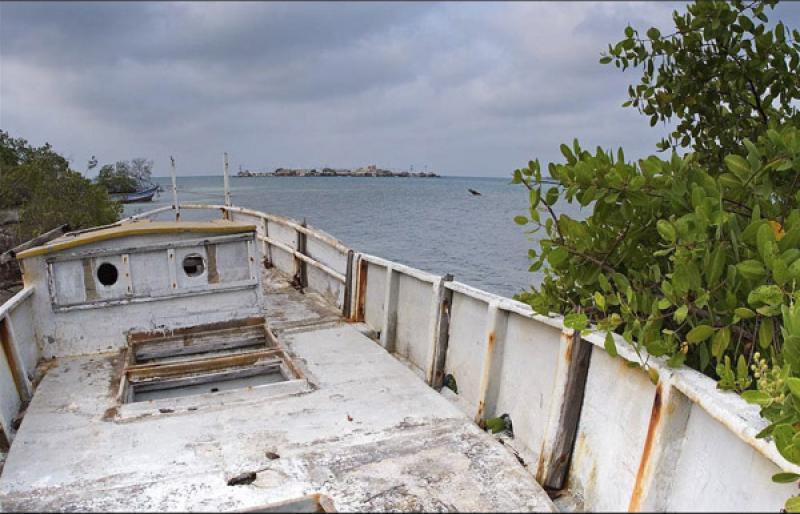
[108,184,159,203]
[468,188,482,196]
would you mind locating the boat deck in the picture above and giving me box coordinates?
[0,270,555,512]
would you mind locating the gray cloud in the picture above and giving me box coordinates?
[1,1,796,176]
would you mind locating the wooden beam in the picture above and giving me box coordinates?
[343,250,354,318]
[429,274,454,388]
[541,329,593,490]
[296,219,308,288]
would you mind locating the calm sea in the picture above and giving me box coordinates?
[123,175,580,299]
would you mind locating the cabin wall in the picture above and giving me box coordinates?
[20,231,263,358]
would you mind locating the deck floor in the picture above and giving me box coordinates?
[0,271,555,512]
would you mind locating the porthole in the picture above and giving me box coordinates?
[182,254,205,277]
[96,262,119,286]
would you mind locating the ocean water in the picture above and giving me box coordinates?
[123,175,579,299]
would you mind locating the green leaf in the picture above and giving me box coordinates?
[736,260,766,280]
[599,56,612,64]
[545,187,560,206]
[707,246,726,286]
[787,377,800,400]
[656,219,676,243]
[604,331,618,357]
[786,496,800,513]
[485,417,506,434]
[724,155,751,180]
[773,473,800,484]
[741,390,772,406]
[758,319,774,350]
[686,324,715,343]
[514,215,528,225]
[674,304,688,323]
[734,307,756,319]
[646,27,661,39]
[748,285,783,308]
[711,327,731,359]
[564,312,588,331]
[757,223,776,263]
[647,367,659,385]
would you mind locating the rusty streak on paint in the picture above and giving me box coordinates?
[628,382,664,512]
[564,333,574,362]
[354,260,368,322]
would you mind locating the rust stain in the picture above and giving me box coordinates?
[487,331,496,350]
[628,383,663,512]
[564,335,574,362]
[354,260,368,322]
[535,440,547,482]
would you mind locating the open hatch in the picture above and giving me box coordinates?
[117,317,306,404]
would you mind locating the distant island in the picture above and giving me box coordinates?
[235,164,438,178]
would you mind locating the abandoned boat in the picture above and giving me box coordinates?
[109,184,160,203]
[0,194,797,511]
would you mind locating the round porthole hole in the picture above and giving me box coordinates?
[183,254,205,277]
[96,262,119,286]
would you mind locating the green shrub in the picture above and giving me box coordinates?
[513,1,800,507]
[0,131,121,241]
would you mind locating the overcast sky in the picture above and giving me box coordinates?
[2,1,799,177]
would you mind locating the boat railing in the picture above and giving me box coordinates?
[348,246,800,511]
[0,287,37,448]
[64,201,800,509]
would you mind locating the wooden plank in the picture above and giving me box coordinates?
[342,250,354,318]
[132,361,283,391]
[134,333,267,362]
[128,316,266,343]
[542,330,593,490]
[0,316,31,402]
[127,348,282,380]
[296,219,308,288]
[355,258,368,322]
[429,273,454,388]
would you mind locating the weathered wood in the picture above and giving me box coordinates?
[127,348,282,380]
[134,331,267,362]
[1,224,69,264]
[542,330,593,490]
[430,274,454,389]
[131,361,283,392]
[296,219,308,288]
[0,316,31,402]
[355,258,368,322]
[128,315,266,343]
[343,250,354,318]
